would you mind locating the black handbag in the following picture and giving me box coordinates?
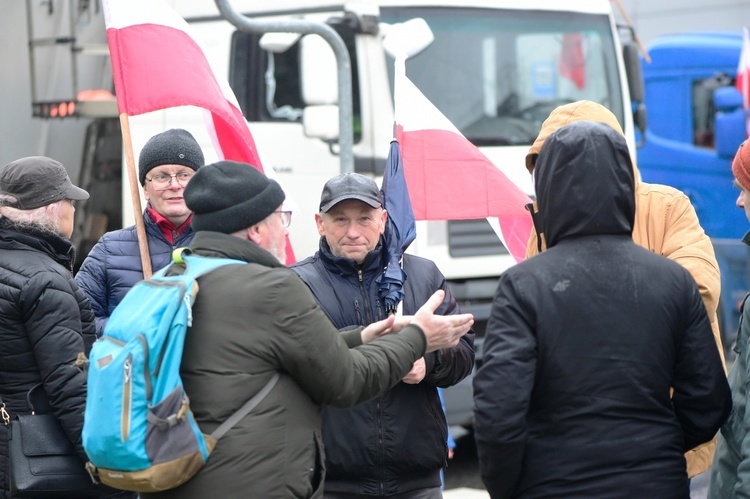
[3,384,104,498]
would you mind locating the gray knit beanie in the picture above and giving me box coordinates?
[184,161,285,233]
[138,128,204,185]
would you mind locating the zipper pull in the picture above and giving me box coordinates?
[185,293,193,327]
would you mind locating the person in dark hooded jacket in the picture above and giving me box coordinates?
[473,121,731,499]
[523,101,725,477]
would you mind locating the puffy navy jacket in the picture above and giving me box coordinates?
[75,211,194,336]
[291,239,474,496]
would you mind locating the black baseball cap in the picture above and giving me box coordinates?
[0,156,89,209]
[319,173,382,212]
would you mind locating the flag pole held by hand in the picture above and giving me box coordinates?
[119,113,152,279]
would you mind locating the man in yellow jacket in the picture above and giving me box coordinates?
[524,100,725,478]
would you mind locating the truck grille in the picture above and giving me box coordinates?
[448,220,508,257]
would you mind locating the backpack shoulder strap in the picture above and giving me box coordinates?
[210,373,280,440]
[153,249,247,282]
[168,247,269,438]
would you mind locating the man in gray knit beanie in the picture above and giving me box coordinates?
[138,128,204,186]
[76,128,205,337]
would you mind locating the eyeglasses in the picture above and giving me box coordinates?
[274,210,292,228]
[145,171,194,190]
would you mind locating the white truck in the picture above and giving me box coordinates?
[18,0,644,432]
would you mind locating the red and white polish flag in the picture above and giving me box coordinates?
[393,63,533,263]
[102,0,296,262]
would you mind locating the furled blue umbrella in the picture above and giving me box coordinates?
[377,139,417,314]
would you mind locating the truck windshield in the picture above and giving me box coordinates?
[381,7,624,146]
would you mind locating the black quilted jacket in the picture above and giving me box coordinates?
[0,219,96,497]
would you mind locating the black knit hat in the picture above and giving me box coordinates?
[138,128,204,185]
[184,160,285,234]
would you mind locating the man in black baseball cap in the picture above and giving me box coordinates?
[318,172,382,213]
[292,172,475,499]
[0,156,89,210]
[0,156,89,241]
[0,156,102,496]
[314,173,385,264]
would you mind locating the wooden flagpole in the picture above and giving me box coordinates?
[119,113,153,279]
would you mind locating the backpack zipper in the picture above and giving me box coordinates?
[121,354,132,441]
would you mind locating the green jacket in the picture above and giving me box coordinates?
[709,231,750,499]
[142,231,426,499]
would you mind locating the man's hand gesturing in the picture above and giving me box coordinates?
[411,290,473,353]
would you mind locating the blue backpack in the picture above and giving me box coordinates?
[82,250,279,492]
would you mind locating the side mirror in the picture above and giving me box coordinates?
[633,102,648,148]
[300,34,340,141]
[714,86,746,158]
[623,43,645,103]
[623,42,647,143]
[715,85,743,111]
[303,105,339,141]
[259,32,302,53]
[300,34,338,105]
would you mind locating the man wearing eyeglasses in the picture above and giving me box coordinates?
[76,128,204,336]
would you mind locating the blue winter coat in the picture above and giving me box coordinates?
[291,238,475,496]
[75,211,195,336]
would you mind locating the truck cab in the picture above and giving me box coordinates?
[637,31,749,355]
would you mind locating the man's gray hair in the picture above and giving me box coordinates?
[0,193,64,234]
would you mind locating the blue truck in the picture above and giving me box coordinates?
[637,31,749,357]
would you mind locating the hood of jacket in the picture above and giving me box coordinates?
[534,121,635,247]
[525,100,641,184]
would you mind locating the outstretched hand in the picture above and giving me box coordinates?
[411,290,473,353]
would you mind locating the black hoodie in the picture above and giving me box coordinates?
[473,121,731,499]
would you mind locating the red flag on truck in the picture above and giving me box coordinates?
[393,64,533,263]
[737,27,750,137]
[102,0,296,262]
[559,33,586,90]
